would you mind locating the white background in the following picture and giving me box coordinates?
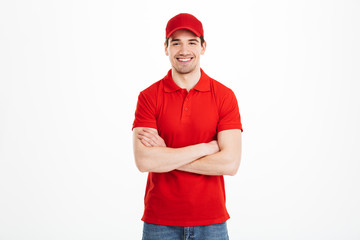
[1,0,359,239]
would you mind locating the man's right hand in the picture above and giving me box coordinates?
[133,127,220,173]
[137,128,219,156]
[137,128,167,147]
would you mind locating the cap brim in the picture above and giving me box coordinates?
[166,26,201,38]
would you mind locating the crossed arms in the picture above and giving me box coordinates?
[132,127,242,176]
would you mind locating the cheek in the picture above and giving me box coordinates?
[170,51,180,59]
[195,50,203,57]
[192,47,203,55]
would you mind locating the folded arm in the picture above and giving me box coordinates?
[133,127,219,173]
[136,128,242,176]
[177,129,242,176]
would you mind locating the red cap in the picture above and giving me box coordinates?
[166,13,204,38]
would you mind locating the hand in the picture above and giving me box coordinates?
[137,128,167,147]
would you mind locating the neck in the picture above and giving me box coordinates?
[171,67,201,91]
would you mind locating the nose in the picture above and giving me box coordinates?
[179,44,190,55]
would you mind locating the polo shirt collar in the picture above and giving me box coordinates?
[163,68,211,92]
[194,69,211,92]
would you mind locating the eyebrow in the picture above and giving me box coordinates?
[170,38,199,42]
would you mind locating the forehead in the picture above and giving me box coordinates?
[169,29,199,40]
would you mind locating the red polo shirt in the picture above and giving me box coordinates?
[133,69,242,226]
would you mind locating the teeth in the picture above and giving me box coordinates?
[178,58,191,62]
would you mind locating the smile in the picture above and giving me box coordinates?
[177,57,193,62]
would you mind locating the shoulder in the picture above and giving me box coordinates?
[209,76,236,98]
[140,79,163,96]
[136,76,166,110]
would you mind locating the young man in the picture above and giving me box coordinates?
[132,13,243,240]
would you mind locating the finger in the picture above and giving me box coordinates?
[143,130,164,143]
[143,135,164,147]
[139,135,155,145]
[138,130,156,138]
[139,129,166,147]
[140,138,152,147]
[140,135,157,147]
[155,137,166,147]
[138,133,155,144]
[139,131,159,144]
[148,134,165,146]
[154,137,166,147]
[143,128,159,135]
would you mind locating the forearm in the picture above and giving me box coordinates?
[177,150,240,176]
[134,142,210,173]
[133,127,219,173]
[177,129,242,176]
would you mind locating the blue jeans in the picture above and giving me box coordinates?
[142,221,229,240]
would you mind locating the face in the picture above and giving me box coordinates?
[165,29,206,75]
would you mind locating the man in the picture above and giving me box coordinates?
[132,13,243,240]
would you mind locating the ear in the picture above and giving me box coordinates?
[164,42,169,56]
[200,41,207,55]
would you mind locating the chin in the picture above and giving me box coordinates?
[173,66,197,75]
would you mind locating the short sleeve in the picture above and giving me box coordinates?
[132,91,157,130]
[217,90,243,132]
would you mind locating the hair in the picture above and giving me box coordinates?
[165,35,205,47]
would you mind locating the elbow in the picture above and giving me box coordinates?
[224,165,237,176]
[134,155,167,173]
[227,165,239,176]
[134,155,162,173]
[136,162,150,173]
[134,155,150,173]
[224,156,241,176]
[137,165,148,173]
[133,147,156,173]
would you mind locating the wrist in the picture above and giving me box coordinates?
[201,142,212,156]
